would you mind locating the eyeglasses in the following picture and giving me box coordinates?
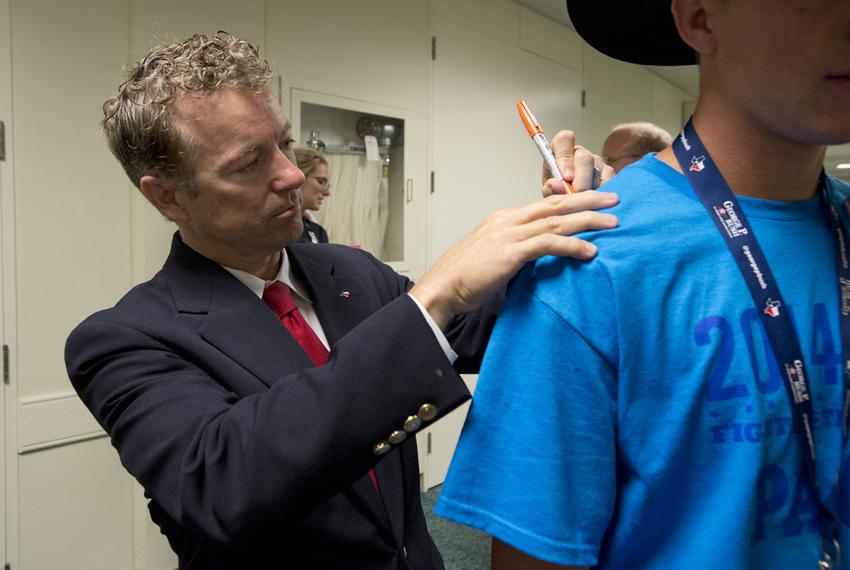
[309,176,330,189]
[603,154,642,165]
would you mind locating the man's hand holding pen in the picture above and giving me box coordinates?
[543,129,615,197]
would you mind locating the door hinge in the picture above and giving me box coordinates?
[0,121,6,161]
[427,432,432,454]
[3,344,9,385]
[431,36,437,61]
[430,171,435,194]
[581,89,586,108]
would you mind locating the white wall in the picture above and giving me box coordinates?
[0,1,696,568]
[583,45,693,155]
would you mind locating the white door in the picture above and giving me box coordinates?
[426,15,583,489]
[4,1,138,567]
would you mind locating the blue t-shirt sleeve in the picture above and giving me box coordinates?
[436,258,618,566]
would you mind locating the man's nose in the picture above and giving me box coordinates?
[272,150,305,191]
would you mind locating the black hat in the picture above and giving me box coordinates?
[566,0,697,66]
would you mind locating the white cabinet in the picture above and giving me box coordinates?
[291,90,415,272]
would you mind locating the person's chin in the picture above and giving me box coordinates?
[272,223,304,250]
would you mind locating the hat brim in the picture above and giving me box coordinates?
[566,0,697,66]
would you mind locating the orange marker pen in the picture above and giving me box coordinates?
[517,99,574,194]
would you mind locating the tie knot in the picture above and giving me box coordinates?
[262,281,297,318]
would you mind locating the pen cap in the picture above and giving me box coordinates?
[517,100,542,138]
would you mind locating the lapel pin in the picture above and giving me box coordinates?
[339,291,351,298]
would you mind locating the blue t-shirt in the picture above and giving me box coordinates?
[437,156,850,569]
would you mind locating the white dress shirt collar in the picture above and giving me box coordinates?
[221,250,311,304]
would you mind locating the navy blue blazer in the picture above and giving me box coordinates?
[299,216,329,244]
[66,233,494,569]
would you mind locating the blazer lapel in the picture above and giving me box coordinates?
[199,275,315,386]
[287,247,372,346]
[164,234,314,387]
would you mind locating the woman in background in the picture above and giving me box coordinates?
[295,147,331,243]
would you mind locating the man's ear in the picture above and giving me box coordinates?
[671,0,718,57]
[140,175,189,222]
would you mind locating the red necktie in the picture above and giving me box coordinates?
[262,281,328,366]
[262,281,381,494]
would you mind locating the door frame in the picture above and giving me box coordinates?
[0,0,18,565]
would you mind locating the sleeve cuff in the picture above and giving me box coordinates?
[407,294,458,364]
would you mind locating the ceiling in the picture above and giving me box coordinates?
[513,0,850,176]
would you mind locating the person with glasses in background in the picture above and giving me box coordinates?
[601,121,672,174]
[295,147,331,243]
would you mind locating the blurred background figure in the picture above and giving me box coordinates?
[295,147,331,243]
[602,121,672,173]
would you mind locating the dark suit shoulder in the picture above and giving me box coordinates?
[287,243,411,294]
[287,241,383,267]
[71,272,168,331]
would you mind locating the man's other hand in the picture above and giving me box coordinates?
[542,130,615,197]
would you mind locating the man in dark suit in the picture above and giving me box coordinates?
[65,32,618,569]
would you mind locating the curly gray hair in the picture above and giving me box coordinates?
[102,32,272,193]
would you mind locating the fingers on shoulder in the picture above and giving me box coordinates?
[535,209,618,237]
[480,192,618,235]
[515,233,598,262]
[539,191,619,216]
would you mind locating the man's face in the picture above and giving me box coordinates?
[170,87,306,264]
[602,130,641,174]
[706,0,850,146]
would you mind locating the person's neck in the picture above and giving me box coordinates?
[179,232,283,280]
[656,100,826,202]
